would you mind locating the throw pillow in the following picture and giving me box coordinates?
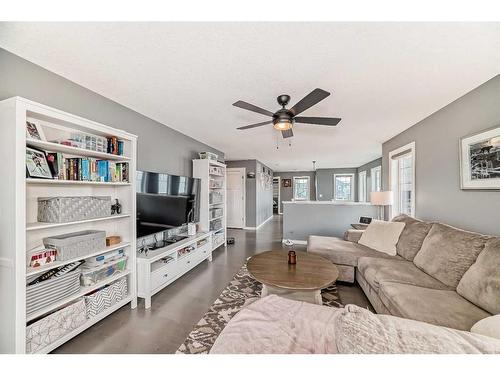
[471,315,500,340]
[391,214,433,261]
[358,220,405,256]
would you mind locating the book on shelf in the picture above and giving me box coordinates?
[46,152,129,182]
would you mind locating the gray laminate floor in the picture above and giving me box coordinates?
[53,215,371,354]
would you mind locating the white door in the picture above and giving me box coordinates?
[226,168,245,228]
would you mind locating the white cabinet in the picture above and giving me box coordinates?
[193,159,227,251]
[0,97,138,353]
[137,232,212,309]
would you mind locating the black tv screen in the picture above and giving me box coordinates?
[136,171,200,237]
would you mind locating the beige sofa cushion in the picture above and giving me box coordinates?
[413,223,490,288]
[357,257,451,293]
[358,220,405,256]
[392,214,433,261]
[457,237,500,315]
[378,282,490,331]
[471,315,500,340]
[307,235,402,267]
[334,304,500,354]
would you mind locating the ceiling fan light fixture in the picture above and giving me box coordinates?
[273,119,293,131]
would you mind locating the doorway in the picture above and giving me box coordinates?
[273,176,281,214]
[226,168,246,228]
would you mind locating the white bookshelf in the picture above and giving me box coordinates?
[0,97,138,354]
[193,159,227,251]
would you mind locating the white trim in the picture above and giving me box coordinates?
[358,170,367,202]
[273,176,281,214]
[292,175,311,201]
[371,165,382,192]
[389,141,416,219]
[244,215,273,230]
[281,239,308,245]
[333,173,355,201]
[226,167,246,228]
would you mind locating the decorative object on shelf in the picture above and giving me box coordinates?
[26,147,53,179]
[111,198,122,215]
[370,191,393,220]
[288,250,297,265]
[199,151,218,161]
[188,222,196,236]
[460,125,500,190]
[105,235,122,246]
[282,178,292,188]
[37,196,111,223]
[26,121,46,141]
[27,246,57,269]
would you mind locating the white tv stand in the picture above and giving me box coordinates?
[136,232,212,308]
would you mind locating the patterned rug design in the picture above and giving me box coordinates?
[176,262,343,354]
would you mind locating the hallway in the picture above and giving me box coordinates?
[54,215,370,354]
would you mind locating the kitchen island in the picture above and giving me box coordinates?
[282,201,377,243]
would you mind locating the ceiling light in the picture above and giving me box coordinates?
[273,119,293,131]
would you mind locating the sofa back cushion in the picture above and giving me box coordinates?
[457,237,500,315]
[392,214,433,261]
[413,223,489,288]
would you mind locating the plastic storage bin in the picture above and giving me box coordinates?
[84,277,128,318]
[43,230,106,261]
[26,269,82,316]
[80,256,128,286]
[84,247,125,267]
[37,196,111,223]
[26,298,87,353]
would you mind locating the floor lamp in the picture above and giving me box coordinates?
[370,191,393,220]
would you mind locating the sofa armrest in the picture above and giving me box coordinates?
[344,229,364,243]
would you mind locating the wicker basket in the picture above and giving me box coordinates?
[43,230,106,261]
[37,196,111,223]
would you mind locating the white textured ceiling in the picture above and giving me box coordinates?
[1,22,499,171]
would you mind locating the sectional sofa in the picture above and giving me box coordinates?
[307,215,500,331]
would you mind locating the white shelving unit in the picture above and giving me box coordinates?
[193,159,227,251]
[0,97,138,354]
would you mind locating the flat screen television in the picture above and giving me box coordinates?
[136,170,200,238]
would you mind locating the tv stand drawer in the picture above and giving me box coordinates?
[151,262,178,291]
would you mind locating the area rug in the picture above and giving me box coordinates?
[176,262,343,354]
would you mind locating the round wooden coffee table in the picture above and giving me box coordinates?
[247,250,339,305]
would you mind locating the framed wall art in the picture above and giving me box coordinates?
[460,125,500,190]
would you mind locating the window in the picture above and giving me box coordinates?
[389,142,415,218]
[371,166,382,193]
[358,170,367,202]
[333,174,354,201]
[293,176,310,200]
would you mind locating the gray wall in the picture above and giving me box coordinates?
[273,171,316,212]
[283,203,378,241]
[316,168,358,201]
[357,157,383,202]
[382,74,500,236]
[226,159,273,228]
[0,48,223,176]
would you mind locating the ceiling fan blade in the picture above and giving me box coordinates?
[233,100,274,117]
[237,120,273,130]
[281,129,294,138]
[294,116,341,126]
[289,88,330,116]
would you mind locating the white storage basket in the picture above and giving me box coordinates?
[26,298,87,353]
[37,196,111,223]
[43,230,106,261]
[84,277,128,318]
[199,151,218,161]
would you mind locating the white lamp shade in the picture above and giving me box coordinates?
[371,191,393,205]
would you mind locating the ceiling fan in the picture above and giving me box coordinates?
[233,88,341,139]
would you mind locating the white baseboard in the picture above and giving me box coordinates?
[281,239,308,245]
[244,215,273,231]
